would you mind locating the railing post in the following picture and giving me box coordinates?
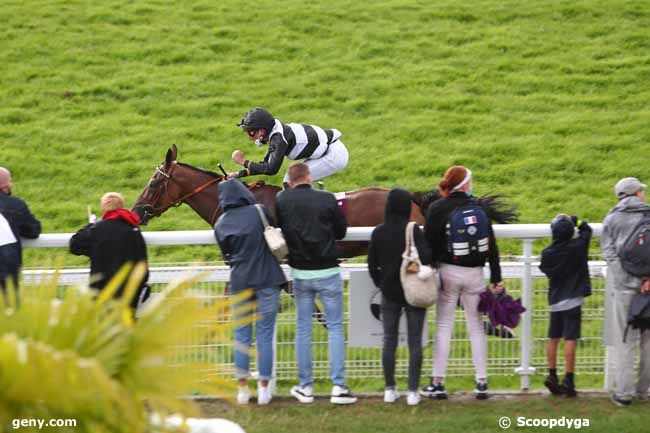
[515,239,536,390]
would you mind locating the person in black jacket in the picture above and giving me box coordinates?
[69,192,149,310]
[214,179,287,406]
[539,214,592,397]
[276,163,356,405]
[0,167,41,298]
[368,188,433,406]
[422,165,504,400]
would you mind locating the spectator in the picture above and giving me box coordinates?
[0,167,41,298]
[276,163,357,405]
[214,179,286,405]
[69,192,149,311]
[368,188,433,406]
[601,177,650,406]
[422,165,503,400]
[539,214,592,397]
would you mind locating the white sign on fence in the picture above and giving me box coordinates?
[348,270,428,348]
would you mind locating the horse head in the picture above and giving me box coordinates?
[133,144,225,225]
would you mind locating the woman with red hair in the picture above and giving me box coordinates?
[421,166,505,400]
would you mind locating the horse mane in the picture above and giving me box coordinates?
[176,162,222,178]
[411,189,519,224]
[346,186,389,194]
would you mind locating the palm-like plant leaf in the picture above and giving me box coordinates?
[0,262,252,432]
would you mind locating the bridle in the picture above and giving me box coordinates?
[140,162,223,224]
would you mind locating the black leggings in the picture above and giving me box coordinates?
[382,297,427,391]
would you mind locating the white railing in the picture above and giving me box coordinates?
[20,224,605,247]
[22,224,608,391]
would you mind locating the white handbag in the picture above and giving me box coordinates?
[254,204,288,260]
[400,222,439,308]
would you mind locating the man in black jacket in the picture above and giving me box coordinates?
[539,215,592,397]
[0,167,41,297]
[276,163,356,405]
[69,192,149,310]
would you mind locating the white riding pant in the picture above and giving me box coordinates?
[283,140,349,183]
[432,263,488,381]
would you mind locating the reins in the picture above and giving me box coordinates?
[146,162,223,220]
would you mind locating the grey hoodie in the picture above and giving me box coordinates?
[214,180,286,292]
[601,195,650,292]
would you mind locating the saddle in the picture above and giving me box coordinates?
[246,180,266,189]
[334,192,348,216]
[245,181,348,216]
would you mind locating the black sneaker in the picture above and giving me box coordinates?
[544,375,563,396]
[611,394,632,407]
[560,379,577,398]
[331,385,357,405]
[475,381,489,400]
[420,382,447,399]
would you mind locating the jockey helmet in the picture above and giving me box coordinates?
[237,107,275,132]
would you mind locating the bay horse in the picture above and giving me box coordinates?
[132,145,425,258]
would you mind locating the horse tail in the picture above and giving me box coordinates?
[476,194,519,224]
[412,190,518,224]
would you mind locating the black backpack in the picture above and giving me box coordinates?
[446,200,490,266]
[619,211,650,278]
[624,292,650,342]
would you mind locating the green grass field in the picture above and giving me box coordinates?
[2,0,650,265]
[199,396,647,433]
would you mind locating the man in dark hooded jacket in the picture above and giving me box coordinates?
[214,179,286,406]
[368,188,433,406]
[539,214,592,397]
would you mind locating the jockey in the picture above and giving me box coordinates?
[227,108,349,186]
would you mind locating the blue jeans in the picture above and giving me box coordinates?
[232,286,280,381]
[293,273,346,387]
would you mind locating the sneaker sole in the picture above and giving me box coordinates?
[610,396,631,407]
[290,389,314,404]
[544,380,563,396]
[331,396,358,404]
[420,390,447,399]
[560,387,577,398]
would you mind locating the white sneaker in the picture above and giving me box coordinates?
[331,385,357,405]
[290,385,314,404]
[407,391,421,406]
[237,386,250,405]
[257,385,272,405]
[384,388,400,403]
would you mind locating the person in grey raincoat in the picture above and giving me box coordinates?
[601,177,650,406]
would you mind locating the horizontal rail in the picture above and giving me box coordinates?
[22,223,604,248]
